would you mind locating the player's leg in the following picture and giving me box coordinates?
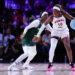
[47,38,58,70]
[62,37,72,63]
[8,46,28,70]
[14,46,29,64]
[22,46,37,69]
[61,29,75,70]
[62,37,75,70]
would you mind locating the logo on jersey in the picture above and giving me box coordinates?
[55,19,64,23]
[55,19,64,27]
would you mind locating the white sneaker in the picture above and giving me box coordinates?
[8,66,19,71]
[22,65,34,70]
[28,66,34,70]
[8,66,13,71]
[8,63,17,71]
[11,67,19,71]
[8,65,14,71]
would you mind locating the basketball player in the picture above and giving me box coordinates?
[33,4,75,71]
[8,11,52,71]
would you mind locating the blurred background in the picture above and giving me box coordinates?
[0,0,75,63]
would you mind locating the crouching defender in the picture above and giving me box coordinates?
[8,11,52,71]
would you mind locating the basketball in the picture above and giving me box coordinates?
[70,20,75,30]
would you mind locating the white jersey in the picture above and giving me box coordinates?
[52,15,68,30]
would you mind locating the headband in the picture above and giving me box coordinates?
[53,6,60,11]
[41,11,48,17]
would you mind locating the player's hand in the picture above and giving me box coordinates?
[20,34,24,39]
[32,37,40,42]
[43,42,48,46]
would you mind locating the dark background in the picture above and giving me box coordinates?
[0,0,75,63]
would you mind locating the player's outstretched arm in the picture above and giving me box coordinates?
[45,24,52,32]
[36,15,53,37]
[23,20,40,35]
[32,16,53,42]
[61,9,74,20]
[44,15,53,25]
[20,19,40,39]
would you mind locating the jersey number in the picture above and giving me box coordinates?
[58,23,63,26]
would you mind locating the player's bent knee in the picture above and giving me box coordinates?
[30,52,37,57]
[23,53,28,56]
[33,52,37,56]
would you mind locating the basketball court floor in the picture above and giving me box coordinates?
[0,63,75,75]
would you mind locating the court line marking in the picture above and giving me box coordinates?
[0,69,74,72]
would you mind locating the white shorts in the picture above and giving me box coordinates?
[51,28,69,39]
[22,46,37,55]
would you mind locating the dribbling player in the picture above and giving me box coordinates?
[33,4,75,71]
[8,11,52,71]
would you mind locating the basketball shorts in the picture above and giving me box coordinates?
[51,28,69,39]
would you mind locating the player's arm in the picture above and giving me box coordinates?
[45,24,52,32]
[36,15,53,37]
[32,16,53,42]
[20,20,40,39]
[61,9,74,20]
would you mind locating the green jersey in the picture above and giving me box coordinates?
[22,19,41,46]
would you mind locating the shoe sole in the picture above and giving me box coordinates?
[47,66,53,71]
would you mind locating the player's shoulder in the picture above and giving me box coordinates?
[33,19,40,23]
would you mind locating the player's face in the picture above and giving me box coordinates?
[42,14,48,20]
[53,9,61,17]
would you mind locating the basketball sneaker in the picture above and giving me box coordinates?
[8,63,18,71]
[70,63,75,71]
[47,63,53,71]
[22,64,34,70]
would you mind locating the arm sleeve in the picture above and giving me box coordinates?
[36,24,46,37]
[45,24,52,32]
[23,20,40,35]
